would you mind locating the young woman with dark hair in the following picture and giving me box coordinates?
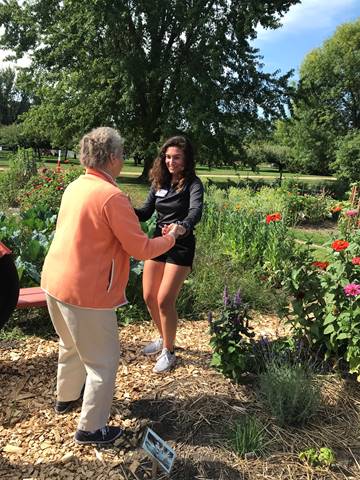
[135,136,204,373]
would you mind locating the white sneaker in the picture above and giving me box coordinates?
[143,337,163,356]
[153,348,176,373]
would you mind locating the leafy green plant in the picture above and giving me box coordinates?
[299,447,336,467]
[18,165,84,214]
[208,287,254,380]
[259,361,320,426]
[0,148,37,208]
[0,208,56,286]
[230,415,267,457]
[284,231,360,377]
[202,187,297,287]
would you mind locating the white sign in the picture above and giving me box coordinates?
[141,427,176,474]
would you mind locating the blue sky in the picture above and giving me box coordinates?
[253,0,360,79]
[1,0,360,77]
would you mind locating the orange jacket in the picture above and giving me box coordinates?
[41,169,175,309]
[0,242,11,258]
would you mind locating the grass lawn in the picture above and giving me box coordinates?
[291,225,336,246]
[0,151,336,183]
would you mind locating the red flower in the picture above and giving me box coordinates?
[331,240,350,251]
[312,261,329,270]
[352,257,360,266]
[331,205,342,213]
[266,212,282,224]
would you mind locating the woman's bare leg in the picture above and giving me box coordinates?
[157,263,190,351]
[142,260,165,336]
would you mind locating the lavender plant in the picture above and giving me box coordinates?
[208,286,255,380]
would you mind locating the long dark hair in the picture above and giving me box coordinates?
[150,136,195,191]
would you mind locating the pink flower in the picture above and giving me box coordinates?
[344,283,360,297]
[345,209,358,217]
[352,257,360,266]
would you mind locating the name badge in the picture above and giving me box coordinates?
[155,189,168,197]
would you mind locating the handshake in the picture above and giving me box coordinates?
[162,223,187,239]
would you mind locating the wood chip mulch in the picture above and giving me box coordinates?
[1,313,360,480]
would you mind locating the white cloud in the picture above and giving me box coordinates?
[0,49,31,69]
[256,0,358,42]
[0,27,31,69]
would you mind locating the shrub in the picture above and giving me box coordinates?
[0,208,56,286]
[230,415,267,457]
[282,191,333,225]
[18,165,84,214]
[259,361,320,426]
[284,231,360,377]
[332,131,360,184]
[0,148,37,208]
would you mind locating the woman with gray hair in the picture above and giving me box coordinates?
[41,127,185,445]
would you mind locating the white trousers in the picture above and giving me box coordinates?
[46,294,120,432]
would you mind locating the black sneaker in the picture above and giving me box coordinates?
[54,384,85,414]
[74,426,123,445]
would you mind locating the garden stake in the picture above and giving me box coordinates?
[151,459,158,478]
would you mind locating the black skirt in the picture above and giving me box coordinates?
[152,227,196,267]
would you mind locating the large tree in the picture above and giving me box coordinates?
[0,0,299,176]
[0,66,30,125]
[281,19,360,175]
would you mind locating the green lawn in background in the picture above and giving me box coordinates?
[0,150,336,182]
[291,227,336,246]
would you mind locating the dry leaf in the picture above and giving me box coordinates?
[95,448,106,465]
[61,452,75,463]
[129,459,140,474]
[3,444,24,454]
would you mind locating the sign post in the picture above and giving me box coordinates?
[141,427,176,478]
[57,149,61,172]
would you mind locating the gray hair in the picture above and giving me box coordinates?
[79,127,124,168]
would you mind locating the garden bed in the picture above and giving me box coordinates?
[1,315,359,480]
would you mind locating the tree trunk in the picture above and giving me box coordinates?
[139,154,153,182]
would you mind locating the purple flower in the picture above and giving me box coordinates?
[233,289,242,307]
[344,283,360,297]
[207,311,213,324]
[223,286,230,306]
[345,209,358,217]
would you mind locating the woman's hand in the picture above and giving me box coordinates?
[164,223,186,239]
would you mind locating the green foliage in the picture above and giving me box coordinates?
[332,131,360,184]
[208,287,254,380]
[18,165,84,213]
[202,185,297,286]
[0,0,299,173]
[276,19,360,176]
[0,67,30,125]
[0,207,56,286]
[0,123,24,149]
[245,141,294,180]
[299,447,336,467]
[284,232,360,377]
[259,361,320,426]
[0,148,37,207]
[282,191,334,226]
[230,416,267,457]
